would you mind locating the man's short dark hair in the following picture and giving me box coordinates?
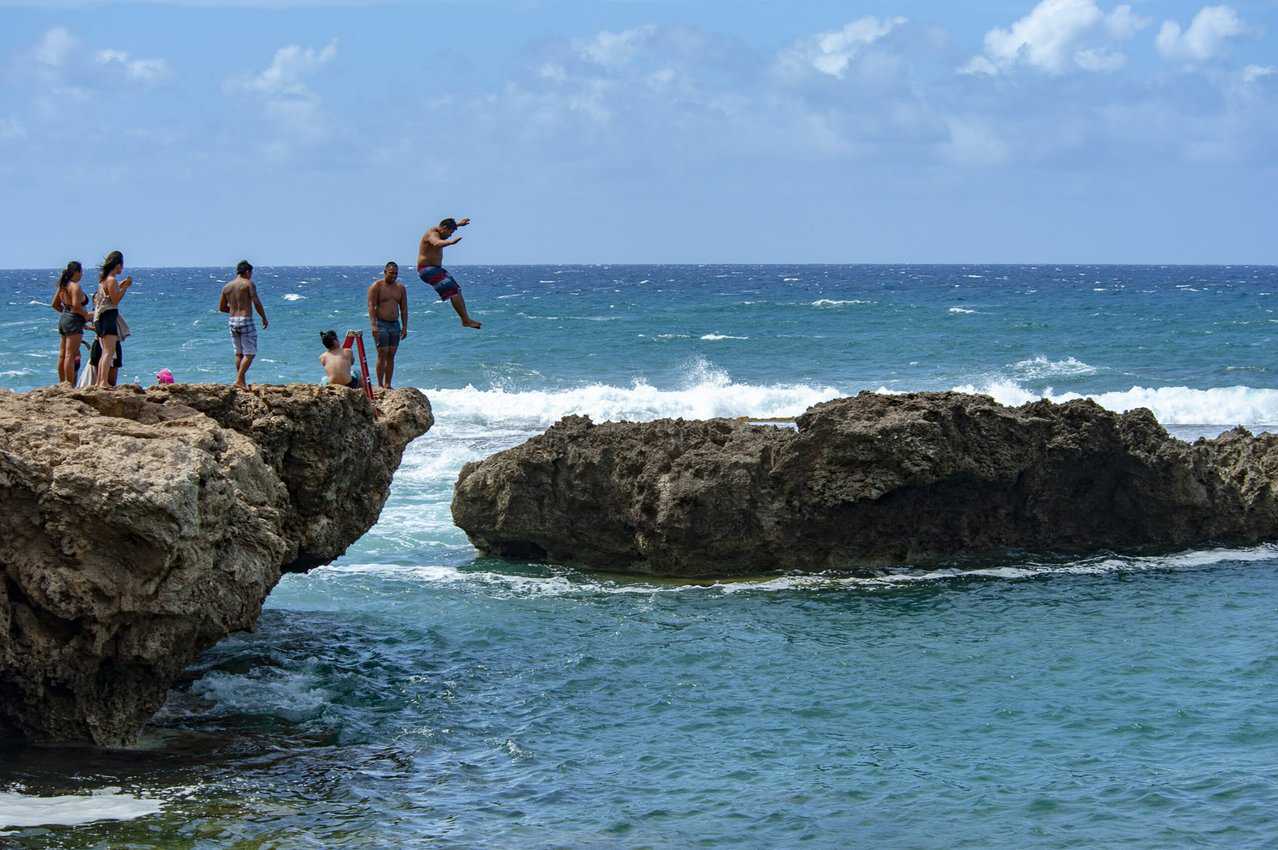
[440,218,457,230]
[385,261,399,270]
[236,260,253,277]
[321,330,339,349]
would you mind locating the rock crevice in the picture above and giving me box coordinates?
[0,384,431,745]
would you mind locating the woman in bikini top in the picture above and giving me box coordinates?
[52,261,90,384]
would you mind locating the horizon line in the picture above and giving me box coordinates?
[4,262,1278,272]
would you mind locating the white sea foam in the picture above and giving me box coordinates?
[1011,356,1098,379]
[421,361,842,429]
[320,545,1278,598]
[0,788,163,828]
[948,307,977,314]
[950,381,1278,427]
[190,667,329,721]
[811,299,874,307]
[700,334,749,341]
[282,293,306,301]
[395,440,491,485]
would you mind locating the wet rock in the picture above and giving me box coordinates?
[452,392,1278,576]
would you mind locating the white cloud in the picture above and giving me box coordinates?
[226,40,338,143]
[1075,47,1126,72]
[537,63,568,83]
[984,0,1103,73]
[776,16,907,79]
[575,27,656,68]
[959,55,1000,77]
[1104,5,1151,40]
[941,117,1010,166]
[1156,6,1247,63]
[236,40,338,98]
[1242,64,1276,84]
[33,27,76,69]
[96,49,170,83]
[965,0,1143,75]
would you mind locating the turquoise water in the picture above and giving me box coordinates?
[2,265,1278,848]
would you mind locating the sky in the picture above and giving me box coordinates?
[0,0,1275,267]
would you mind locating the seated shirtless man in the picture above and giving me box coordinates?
[418,216,481,329]
[367,261,408,389]
[319,329,362,389]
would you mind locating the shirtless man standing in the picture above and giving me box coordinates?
[218,260,269,388]
[417,216,481,329]
[367,261,409,389]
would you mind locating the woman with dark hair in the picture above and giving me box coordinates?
[50,261,90,384]
[94,250,132,388]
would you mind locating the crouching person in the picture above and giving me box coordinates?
[319,329,363,389]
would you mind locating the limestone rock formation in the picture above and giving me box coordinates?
[0,384,431,745]
[452,391,1278,576]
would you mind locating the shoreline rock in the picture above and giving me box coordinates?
[0,384,431,745]
[452,391,1278,576]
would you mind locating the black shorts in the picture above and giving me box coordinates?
[91,338,123,369]
[96,309,121,337]
[59,312,87,337]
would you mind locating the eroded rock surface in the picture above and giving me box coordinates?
[452,391,1278,576]
[0,384,431,745]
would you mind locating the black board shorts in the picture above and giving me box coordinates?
[90,338,123,369]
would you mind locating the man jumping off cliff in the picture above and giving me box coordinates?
[418,217,481,329]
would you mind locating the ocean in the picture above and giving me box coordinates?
[2,264,1277,848]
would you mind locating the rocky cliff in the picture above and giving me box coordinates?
[0,384,432,745]
[452,391,1278,576]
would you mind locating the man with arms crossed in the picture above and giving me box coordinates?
[368,261,408,389]
[418,216,481,329]
[218,260,269,388]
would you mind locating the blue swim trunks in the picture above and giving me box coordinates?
[418,265,461,301]
[375,318,401,349]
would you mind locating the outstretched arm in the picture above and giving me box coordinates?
[251,283,269,328]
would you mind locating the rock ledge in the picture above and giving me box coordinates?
[0,384,431,745]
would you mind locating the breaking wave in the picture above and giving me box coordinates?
[422,361,843,430]
[952,381,1278,427]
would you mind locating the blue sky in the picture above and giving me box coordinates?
[1,0,1275,266]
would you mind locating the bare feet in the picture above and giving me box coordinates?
[463,320,482,329]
